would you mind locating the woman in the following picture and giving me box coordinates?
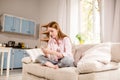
[37,21,74,69]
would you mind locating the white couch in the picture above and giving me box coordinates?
[22,43,120,80]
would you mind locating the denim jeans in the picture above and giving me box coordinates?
[37,55,74,68]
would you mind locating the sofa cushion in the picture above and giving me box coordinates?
[78,67,120,80]
[76,43,115,73]
[81,43,111,64]
[73,44,96,66]
[26,63,77,80]
[25,48,44,62]
[22,57,32,64]
[111,43,120,62]
[76,61,119,74]
[73,43,120,64]
[48,67,78,80]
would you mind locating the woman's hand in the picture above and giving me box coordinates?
[55,52,64,58]
[42,48,48,54]
[42,48,52,54]
[42,48,64,58]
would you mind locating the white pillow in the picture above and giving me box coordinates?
[80,43,111,64]
[26,48,44,62]
[76,61,118,73]
[77,43,112,73]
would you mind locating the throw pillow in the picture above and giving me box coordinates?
[73,44,96,66]
[77,43,111,73]
[76,61,118,73]
[26,48,44,62]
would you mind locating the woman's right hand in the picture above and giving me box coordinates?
[42,48,52,54]
[42,48,63,58]
[42,48,48,54]
[55,52,64,58]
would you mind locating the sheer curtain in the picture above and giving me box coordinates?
[112,0,120,42]
[57,0,79,43]
[69,0,80,43]
[101,0,115,42]
[57,0,70,35]
[69,0,101,44]
[57,0,120,44]
[101,0,120,42]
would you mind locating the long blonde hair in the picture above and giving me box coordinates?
[47,21,67,39]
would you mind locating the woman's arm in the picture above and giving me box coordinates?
[43,38,63,58]
[43,37,72,58]
[62,37,72,57]
[42,48,63,58]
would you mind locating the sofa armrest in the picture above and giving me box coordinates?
[22,57,32,64]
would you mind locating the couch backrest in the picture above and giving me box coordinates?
[111,43,120,62]
[72,44,96,65]
[72,43,120,64]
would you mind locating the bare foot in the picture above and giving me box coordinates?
[54,65,59,69]
[45,61,59,69]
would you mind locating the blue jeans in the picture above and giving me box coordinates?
[37,55,74,68]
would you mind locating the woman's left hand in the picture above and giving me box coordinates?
[42,48,63,58]
[42,48,49,54]
[42,48,54,54]
[56,52,64,58]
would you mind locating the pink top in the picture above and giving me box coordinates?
[47,37,74,61]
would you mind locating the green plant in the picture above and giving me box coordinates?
[76,33,87,44]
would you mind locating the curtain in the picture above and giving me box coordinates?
[101,0,120,42]
[69,0,79,43]
[57,0,79,44]
[101,0,115,42]
[57,0,70,35]
[112,0,120,42]
[69,0,100,44]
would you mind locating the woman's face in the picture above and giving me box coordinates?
[48,27,58,39]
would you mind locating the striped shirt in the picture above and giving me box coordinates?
[47,37,74,61]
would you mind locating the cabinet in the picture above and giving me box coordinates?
[0,14,36,35]
[40,24,49,47]
[3,15,20,33]
[12,49,25,68]
[2,52,13,69]
[21,19,35,35]
[1,49,26,69]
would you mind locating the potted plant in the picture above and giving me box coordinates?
[76,33,87,44]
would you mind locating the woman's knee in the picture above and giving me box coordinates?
[58,57,74,67]
[36,55,48,65]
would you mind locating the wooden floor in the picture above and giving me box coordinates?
[0,69,22,80]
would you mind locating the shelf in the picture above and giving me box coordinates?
[41,31,49,34]
[40,24,49,47]
[41,24,48,27]
[40,38,49,42]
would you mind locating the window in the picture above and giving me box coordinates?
[70,0,101,44]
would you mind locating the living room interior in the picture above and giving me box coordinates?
[0,0,120,80]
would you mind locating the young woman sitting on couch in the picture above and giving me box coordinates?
[37,21,74,69]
